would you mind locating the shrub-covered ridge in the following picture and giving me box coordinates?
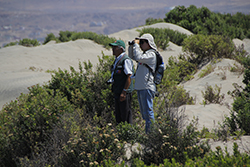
[146,5,250,40]
[1,13,250,165]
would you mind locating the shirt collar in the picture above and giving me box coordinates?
[115,52,126,64]
[116,52,125,60]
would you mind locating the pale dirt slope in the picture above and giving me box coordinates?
[0,39,110,108]
[0,22,249,154]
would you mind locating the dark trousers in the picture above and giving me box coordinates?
[114,93,133,125]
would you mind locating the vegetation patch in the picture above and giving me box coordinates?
[226,57,250,135]
[43,31,116,49]
[201,84,225,105]
[164,5,250,39]
[198,64,216,78]
[4,38,40,47]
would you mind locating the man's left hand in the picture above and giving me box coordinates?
[120,91,126,101]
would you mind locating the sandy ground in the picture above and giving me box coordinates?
[0,39,111,108]
[0,23,250,155]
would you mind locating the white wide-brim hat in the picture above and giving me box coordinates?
[138,33,157,51]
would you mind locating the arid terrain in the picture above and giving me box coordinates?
[1,22,250,154]
[0,0,249,47]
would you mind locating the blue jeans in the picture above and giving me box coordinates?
[137,89,155,133]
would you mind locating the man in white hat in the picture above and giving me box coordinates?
[131,33,157,133]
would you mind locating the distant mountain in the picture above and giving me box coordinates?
[0,0,249,47]
[1,0,249,13]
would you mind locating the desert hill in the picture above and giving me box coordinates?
[1,22,250,127]
[0,22,192,109]
[0,22,250,154]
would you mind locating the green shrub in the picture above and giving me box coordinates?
[232,43,249,65]
[128,143,250,166]
[226,57,250,135]
[58,30,75,42]
[61,120,125,166]
[184,143,250,167]
[182,34,235,66]
[47,54,122,120]
[136,110,210,165]
[4,38,41,48]
[231,95,250,134]
[166,55,197,83]
[43,33,60,44]
[0,85,74,166]
[43,31,117,49]
[164,5,250,39]
[18,38,40,47]
[201,84,225,105]
[116,122,143,144]
[156,85,194,111]
[3,41,18,47]
[198,64,216,78]
[230,63,244,75]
